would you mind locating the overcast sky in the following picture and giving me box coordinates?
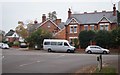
[0,0,119,33]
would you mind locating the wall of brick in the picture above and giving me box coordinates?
[40,20,60,33]
[54,28,66,39]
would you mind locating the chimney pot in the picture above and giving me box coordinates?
[84,12,87,14]
[94,10,97,13]
[42,14,46,23]
[113,4,116,16]
[68,8,72,19]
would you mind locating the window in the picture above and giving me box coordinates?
[51,42,57,45]
[90,25,94,30]
[64,42,69,46]
[105,25,108,31]
[70,25,77,33]
[44,42,50,45]
[74,26,77,33]
[84,25,88,30]
[70,26,73,33]
[58,42,62,46]
[100,23,109,31]
[100,25,104,30]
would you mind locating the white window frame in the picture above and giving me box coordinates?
[100,23,109,31]
[70,25,77,33]
[84,25,88,30]
[90,25,94,30]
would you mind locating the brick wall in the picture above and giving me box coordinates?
[54,28,66,39]
[40,20,60,33]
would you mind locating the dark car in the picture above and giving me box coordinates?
[20,43,28,48]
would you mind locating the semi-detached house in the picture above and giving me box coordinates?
[65,4,118,42]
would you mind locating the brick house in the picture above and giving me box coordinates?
[5,30,19,42]
[28,4,118,43]
[65,4,118,42]
[28,14,65,39]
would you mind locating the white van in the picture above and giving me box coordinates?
[43,39,75,53]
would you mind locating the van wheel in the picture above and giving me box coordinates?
[67,49,71,53]
[48,49,52,52]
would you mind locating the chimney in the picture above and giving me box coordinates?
[94,10,97,13]
[113,4,116,16]
[55,19,61,25]
[68,8,72,19]
[42,14,46,23]
[34,19,38,24]
[102,10,106,12]
[84,12,87,14]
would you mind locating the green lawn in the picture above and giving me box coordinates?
[92,66,117,75]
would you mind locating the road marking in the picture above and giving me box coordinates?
[19,60,42,67]
[2,56,4,58]
[55,54,66,58]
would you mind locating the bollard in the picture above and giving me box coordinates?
[97,54,102,72]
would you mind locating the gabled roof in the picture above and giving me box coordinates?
[5,30,15,36]
[27,23,40,33]
[66,18,79,25]
[66,11,117,25]
[57,22,65,29]
[37,19,61,30]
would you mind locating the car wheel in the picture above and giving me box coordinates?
[87,50,92,54]
[67,49,71,53]
[103,51,107,54]
[48,49,52,52]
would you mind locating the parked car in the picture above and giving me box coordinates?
[0,43,9,49]
[20,43,28,48]
[85,45,110,54]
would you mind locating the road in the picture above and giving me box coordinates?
[2,48,118,73]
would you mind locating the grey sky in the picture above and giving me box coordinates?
[0,0,119,33]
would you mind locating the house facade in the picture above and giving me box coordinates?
[27,4,118,43]
[65,5,118,42]
[5,30,19,42]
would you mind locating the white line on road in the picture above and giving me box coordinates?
[19,60,42,67]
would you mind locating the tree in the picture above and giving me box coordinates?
[111,27,120,48]
[79,30,96,48]
[117,11,120,26]
[15,21,28,39]
[95,30,111,48]
[47,11,57,20]
[26,28,52,49]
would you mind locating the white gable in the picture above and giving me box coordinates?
[11,33,19,38]
[99,16,111,23]
[69,18,79,24]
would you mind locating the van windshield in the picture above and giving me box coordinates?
[64,42,69,46]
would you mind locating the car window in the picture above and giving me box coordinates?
[90,47,95,48]
[64,42,69,46]
[96,47,101,49]
[44,42,50,45]
[58,42,62,46]
[51,42,57,45]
